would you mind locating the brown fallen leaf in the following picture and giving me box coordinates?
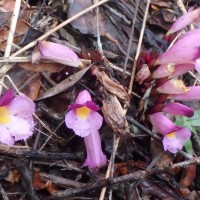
[102,90,130,134]
[33,169,57,195]
[5,169,20,184]
[0,20,30,50]
[23,75,41,100]
[179,164,197,199]
[114,160,147,175]
[92,66,130,104]
[37,65,92,100]
[18,62,64,73]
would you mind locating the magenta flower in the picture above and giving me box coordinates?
[65,90,107,171]
[0,89,35,146]
[149,112,191,153]
[168,86,200,101]
[162,102,194,117]
[32,41,82,68]
[156,29,200,72]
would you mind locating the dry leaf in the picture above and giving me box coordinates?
[23,76,41,100]
[33,169,57,194]
[18,62,64,73]
[102,90,129,134]
[92,67,129,103]
[38,65,91,100]
[68,0,106,36]
[5,169,20,184]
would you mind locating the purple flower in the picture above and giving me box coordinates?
[149,112,191,153]
[65,90,107,171]
[32,41,82,68]
[0,89,35,146]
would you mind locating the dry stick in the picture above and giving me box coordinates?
[99,135,120,200]
[128,0,151,95]
[0,184,9,200]
[122,0,140,79]
[53,156,200,198]
[4,0,22,57]
[0,0,110,76]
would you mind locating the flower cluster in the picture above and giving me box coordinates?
[136,8,200,153]
[65,90,107,171]
[0,89,35,146]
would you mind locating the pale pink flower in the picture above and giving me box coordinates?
[149,112,191,153]
[65,90,107,171]
[32,41,82,68]
[0,89,35,146]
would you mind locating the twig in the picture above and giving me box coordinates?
[40,172,87,188]
[4,0,22,57]
[0,184,9,200]
[99,135,120,200]
[128,0,151,95]
[123,0,140,79]
[0,0,110,76]
[53,156,200,198]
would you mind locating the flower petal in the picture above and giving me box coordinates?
[83,126,107,171]
[149,112,180,135]
[152,64,175,79]
[163,134,183,153]
[75,90,92,104]
[169,64,194,78]
[0,125,15,146]
[88,111,103,130]
[86,101,100,111]
[65,110,91,137]
[38,41,82,67]
[8,94,35,117]
[162,102,194,117]
[7,115,34,141]
[0,89,15,106]
[65,110,77,129]
[156,79,189,94]
[195,58,200,72]
[163,127,191,153]
[167,8,200,34]
[176,127,191,141]
[168,86,200,101]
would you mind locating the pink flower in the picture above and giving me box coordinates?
[168,86,200,101]
[65,90,107,171]
[156,29,200,72]
[156,79,189,94]
[0,89,35,146]
[167,7,200,34]
[149,112,191,153]
[162,102,194,117]
[32,41,82,68]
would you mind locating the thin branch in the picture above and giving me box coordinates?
[123,0,140,79]
[128,0,151,95]
[4,0,22,57]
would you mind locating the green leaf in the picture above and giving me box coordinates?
[184,140,193,155]
[187,111,200,126]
